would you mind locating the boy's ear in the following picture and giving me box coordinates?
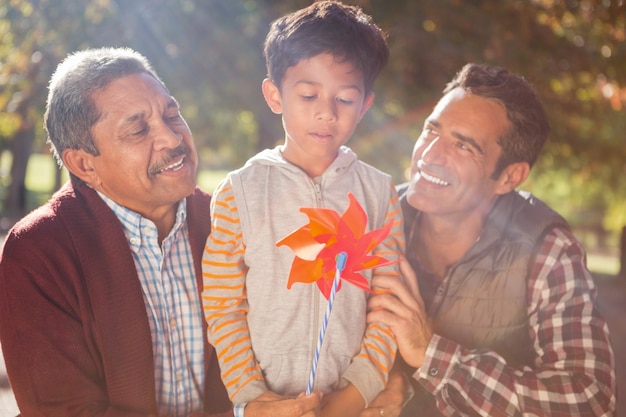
[262,78,282,114]
[494,161,530,195]
[62,148,101,187]
[359,93,375,120]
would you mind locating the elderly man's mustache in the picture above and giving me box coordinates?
[148,144,191,176]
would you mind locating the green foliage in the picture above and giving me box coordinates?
[0,0,624,244]
[197,169,229,195]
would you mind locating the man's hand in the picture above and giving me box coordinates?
[244,390,322,417]
[367,259,432,369]
[358,367,408,417]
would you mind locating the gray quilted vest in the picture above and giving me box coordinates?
[398,187,568,416]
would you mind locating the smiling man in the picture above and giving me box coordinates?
[367,63,616,416]
[0,47,324,417]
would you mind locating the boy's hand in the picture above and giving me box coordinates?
[320,383,365,417]
[245,390,322,417]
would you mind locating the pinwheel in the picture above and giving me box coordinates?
[276,192,395,394]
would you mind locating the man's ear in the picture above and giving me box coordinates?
[261,78,282,114]
[495,161,530,195]
[359,93,375,120]
[62,148,100,186]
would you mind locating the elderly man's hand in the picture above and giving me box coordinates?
[367,259,432,369]
[244,390,322,417]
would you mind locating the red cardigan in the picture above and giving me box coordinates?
[0,180,232,417]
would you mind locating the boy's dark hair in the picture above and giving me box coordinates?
[263,1,389,96]
[444,63,550,179]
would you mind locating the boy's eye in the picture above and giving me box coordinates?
[337,97,354,105]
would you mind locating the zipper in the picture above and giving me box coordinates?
[309,177,323,376]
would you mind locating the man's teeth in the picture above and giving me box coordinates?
[421,171,449,186]
[161,158,184,172]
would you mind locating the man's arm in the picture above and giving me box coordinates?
[369,229,616,416]
[0,238,143,417]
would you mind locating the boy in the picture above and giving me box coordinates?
[202,2,404,416]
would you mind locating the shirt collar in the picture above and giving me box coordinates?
[96,191,187,252]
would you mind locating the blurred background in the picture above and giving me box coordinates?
[0,0,624,415]
[0,0,624,265]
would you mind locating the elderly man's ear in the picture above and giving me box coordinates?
[62,149,101,187]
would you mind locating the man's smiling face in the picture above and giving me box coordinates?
[406,87,511,219]
[84,72,198,218]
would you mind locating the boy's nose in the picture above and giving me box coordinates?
[316,99,337,122]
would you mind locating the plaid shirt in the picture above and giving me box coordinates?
[412,227,616,416]
[100,193,205,417]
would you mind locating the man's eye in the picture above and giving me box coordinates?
[423,128,437,138]
[132,127,148,136]
[456,142,473,152]
[166,114,183,123]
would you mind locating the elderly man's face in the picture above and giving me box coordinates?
[84,72,198,219]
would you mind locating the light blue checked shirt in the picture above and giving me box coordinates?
[99,192,205,417]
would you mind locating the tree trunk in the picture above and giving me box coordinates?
[619,226,626,279]
[5,119,35,218]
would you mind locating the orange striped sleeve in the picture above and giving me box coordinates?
[201,176,266,401]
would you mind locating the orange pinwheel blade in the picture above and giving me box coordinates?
[276,226,325,261]
[299,207,341,240]
[342,193,367,239]
[286,257,323,289]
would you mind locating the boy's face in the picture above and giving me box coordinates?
[262,52,374,177]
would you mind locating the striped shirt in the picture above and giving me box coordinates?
[412,226,616,416]
[99,193,205,417]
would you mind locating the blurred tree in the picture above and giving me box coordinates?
[0,0,117,217]
[347,0,626,243]
[0,0,624,243]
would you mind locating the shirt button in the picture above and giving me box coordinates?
[176,372,183,383]
[170,318,177,328]
[429,368,439,377]
[130,237,138,245]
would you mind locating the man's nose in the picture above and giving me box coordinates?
[153,123,183,150]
